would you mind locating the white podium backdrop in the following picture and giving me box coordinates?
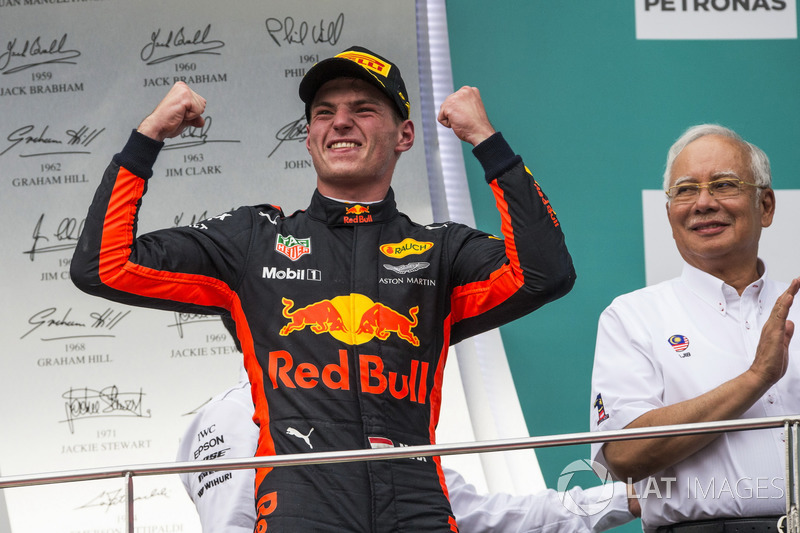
[0,2,436,531]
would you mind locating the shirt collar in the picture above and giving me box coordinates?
[306,187,399,226]
[680,260,767,317]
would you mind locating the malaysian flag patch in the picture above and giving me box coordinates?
[594,393,609,423]
[668,334,690,352]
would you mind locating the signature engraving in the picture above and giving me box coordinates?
[264,13,344,46]
[174,210,210,227]
[1,124,104,158]
[161,116,239,151]
[22,307,130,341]
[23,213,84,261]
[66,125,104,147]
[168,311,220,339]
[76,486,168,511]
[268,114,307,158]
[0,34,81,75]
[61,385,150,434]
[183,397,213,417]
[140,24,225,65]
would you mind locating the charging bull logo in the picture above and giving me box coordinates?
[356,303,419,346]
[279,294,419,346]
[345,204,370,215]
[343,204,373,223]
[280,298,347,335]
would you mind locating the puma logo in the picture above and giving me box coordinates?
[259,212,279,225]
[286,427,314,449]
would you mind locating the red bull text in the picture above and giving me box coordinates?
[268,349,430,404]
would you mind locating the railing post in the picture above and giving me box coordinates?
[792,422,799,533]
[125,471,134,533]
[784,421,799,533]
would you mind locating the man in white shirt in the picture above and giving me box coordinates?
[590,124,800,532]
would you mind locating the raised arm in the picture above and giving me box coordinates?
[70,83,246,315]
[439,86,576,343]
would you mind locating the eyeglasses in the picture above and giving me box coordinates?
[665,178,764,203]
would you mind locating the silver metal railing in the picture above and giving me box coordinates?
[786,420,800,533]
[1,415,798,532]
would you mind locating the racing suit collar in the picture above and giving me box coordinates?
[308,188,399,226]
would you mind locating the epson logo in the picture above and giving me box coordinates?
[262,267,322,281]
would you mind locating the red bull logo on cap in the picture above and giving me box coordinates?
[280,293,419,346]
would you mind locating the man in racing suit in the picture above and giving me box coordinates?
[71,46,576,532]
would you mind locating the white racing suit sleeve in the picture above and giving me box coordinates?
[176,381,258,533]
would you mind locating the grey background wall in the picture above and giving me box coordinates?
[446,1,800,530]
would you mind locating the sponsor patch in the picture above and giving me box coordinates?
[262,266,322,281]
[275,234,311,261]
[279,294,419,346]
[380,239,433,258]
[345,204,370,215]
[336,50,391,77]
[383,262,430,275]
[268,350,430,405]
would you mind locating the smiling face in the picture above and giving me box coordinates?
[666,134,775,287]
[305,77,414,202]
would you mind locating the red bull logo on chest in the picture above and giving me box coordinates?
[268,349,430,404]
[280,294,419,346]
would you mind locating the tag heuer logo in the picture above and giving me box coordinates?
[276,234,311,261]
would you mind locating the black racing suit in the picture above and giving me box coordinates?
[71,130,575,532]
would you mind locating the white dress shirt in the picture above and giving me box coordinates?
[590,262,799,532]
